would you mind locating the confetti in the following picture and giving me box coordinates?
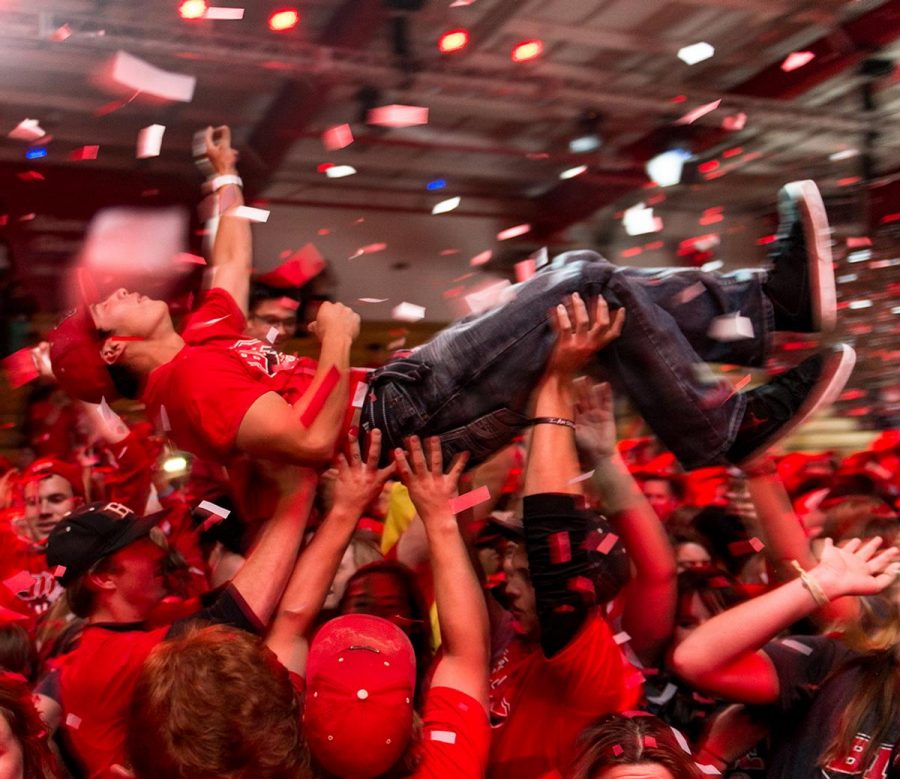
[110,50,197,102]
[65,714,82,730]
[358,298,388,304]
[52,565,67,578]
[392,302,426,322]
[727,537,764,556]
[721,112,747,131]
[781,638,813,655]
[708,313,754,341]
[671,727,692,754]
[50,24,72,41]
[449,485,491,515]
[386,337,406,351]
[174,252,206,266]
[300,366,341,427]
[646,683,678,705]
[674,282,705,305]
[350,242,387,259]
[514,259,536,283]
[322,123,354,151]
[227,205,270,223]
[590,531,619,555]
[623,203,662,236]
[677,42,714,65]
[568,576,595,596]
[548,532,572,564]
[367,105,429,128]
[781,51,815,72]
[497,223,531,241]
[265,327,279,344]
[7,119,45,141]
[695,763,721,775]
[469,250,492,267]
[3,571,35,596]
[136,124,165,158]
[159,405,171,432]
[568,470,595,484]
[351,381,369,409]
[429,730,457,744]
[17,171,44,182]
[198,500,231,519]
[676,99,722,126]
[462,280,512,315]
[192,315,230,329]
[69,145,100,161]
[325,165,357,178]
[846,237,871,248]
[613,631,631,645]
[2,348,40,389]
[643,735,658,748]
[612,745,624,757]
[432,197,461,215]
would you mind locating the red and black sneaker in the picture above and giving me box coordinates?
[727,344,855,466]
[764,180,836,333]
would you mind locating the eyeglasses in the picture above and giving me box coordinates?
[250,314,298,331]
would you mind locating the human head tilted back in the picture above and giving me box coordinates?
[45,501,168,618]
[304,614,418,779]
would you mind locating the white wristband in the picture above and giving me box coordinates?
[206,174,243,193]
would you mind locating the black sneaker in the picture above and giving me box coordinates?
[764,180,836,333]
[727,344,855,466]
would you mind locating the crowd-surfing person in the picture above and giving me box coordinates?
[0,124,896,779]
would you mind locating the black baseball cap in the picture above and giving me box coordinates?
[46,501,167,586]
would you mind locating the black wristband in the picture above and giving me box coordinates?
[529,416,576,430]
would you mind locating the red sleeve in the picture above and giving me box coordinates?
[104,431,154,513]
[182,288,247,344]
[540,611,641,716]
[412,687,490,779]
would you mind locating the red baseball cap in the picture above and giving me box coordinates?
[48,305,116,404]
[304,614,416,779]
[21,457,86,499]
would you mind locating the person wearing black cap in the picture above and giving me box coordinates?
[35,460,318,779]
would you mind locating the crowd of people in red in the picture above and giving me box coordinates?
[0,127,897,779]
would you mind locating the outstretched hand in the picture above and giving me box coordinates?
[573,379,618,461]
[546,294,625,377]
[330,429,396,517]
[204,125,239,175]
[393,437,469,522]
[813,536,900,601]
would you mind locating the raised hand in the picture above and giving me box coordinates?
[330,429,395,517]
[573,379,617,461]
[812,536,900,600]
[204,125,239,174]
[545,294,625,377]
[308,301,361,342]
[393,436,469,522]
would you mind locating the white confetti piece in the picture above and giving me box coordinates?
[678,41,715,65]
[700,259,723,273]
[358,297,387,303]
[265,326,279,344]
[463,279,512,315]
[613,631,631,645]
[325,165,356,178]
[136,124,165,159]
[708,313,754,342]
[350,242,387,259]
[193,314,230,329]
[781,51,815,72]
[227,206,270,223]
[392,302,426,322]
[8,119,45,141]
[429,730,458,744]
[696,763,721,775]
[646,682,678,705]
[322,123,353,151]
[66,714,82,730]
[533,247,549,268]
[469,249,492,267]
[676,99,722,126]
[159,405,171,432]
[198,500,231,519]
[623,203,662,236]
[568,470,595,484]
[387,337,406,351]
[497,223,531,241]
[781,638,813,655]
[367,104,429,128]
[671,726,692,754]
[432,197,461,215]
[352,382,369,409]
[111,50,196,102]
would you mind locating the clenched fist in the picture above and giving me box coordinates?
[308,301,360,342]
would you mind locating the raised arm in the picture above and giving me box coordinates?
[576,380,677,666]
[203,125,252,316]
[266,431,394,673]
[394,437,488,710]
[671,537,899,704]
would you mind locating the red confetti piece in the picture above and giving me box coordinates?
[497,223,531,241]
[69,145,100,161]
[548,531,571,564]
[367,105,429,128]
[322,123,353,151]
[727,537,764,556]
[448,485,491,515]
[846,237,871,248]
[514,259,536,283]
[3,571,35,595]
[51,565,67,578]
[590,531,619,555]
[2,348,39,389]
[568,576,595,596]
[299,366,341,427]
[676,99,721,126]
[644,736,658,748]
[612,745,624,756]
[17,170,45,182]
[50,24,72,41]
[469,250,492,267]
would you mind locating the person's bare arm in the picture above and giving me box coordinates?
[203,125,252,316]
[394,437,488,710]
[576,380,677,666]
[266,431,394,673]
[236,301,360,465]
[229,464,318,625]
[696,704,769,773]
[671,537,899,704]
[745,461,860,626]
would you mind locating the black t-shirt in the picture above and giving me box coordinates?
[762,635,898,778]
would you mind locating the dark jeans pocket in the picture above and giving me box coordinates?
[437,407,530,466]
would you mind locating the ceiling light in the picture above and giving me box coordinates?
[438,29,469,54]
[268,8,299,31]
[677,42,715,65]
[511,39,544,63]
[178,0,208,19]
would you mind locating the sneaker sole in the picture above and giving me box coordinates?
[737,343,856,466]
[783,180,836,333]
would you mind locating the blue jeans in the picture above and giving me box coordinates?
[360,251,773,470]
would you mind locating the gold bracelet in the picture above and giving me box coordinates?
[789,560,830,607]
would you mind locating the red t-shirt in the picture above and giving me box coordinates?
[142,288,367,463]
[487,612,641,779]
[411,687,490,779]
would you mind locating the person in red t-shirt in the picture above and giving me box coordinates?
[36,458,317,779]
